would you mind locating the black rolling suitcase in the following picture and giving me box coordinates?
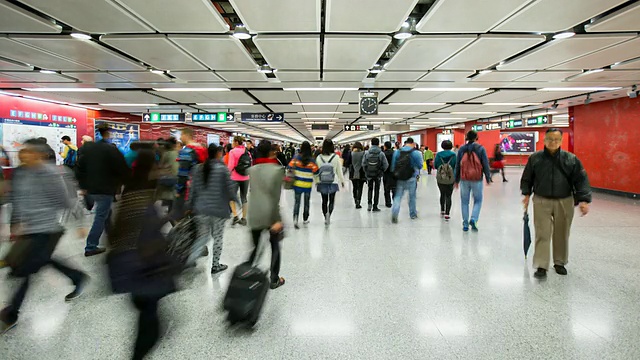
[223,260,269,326]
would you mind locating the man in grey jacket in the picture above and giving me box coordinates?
[362,138,389,212]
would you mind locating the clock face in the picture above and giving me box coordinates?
[360,97,378,115]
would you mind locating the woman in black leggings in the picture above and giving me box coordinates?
[316,140,345,225]
[434,140,457,221]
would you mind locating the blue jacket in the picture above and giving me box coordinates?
[455,142,492,183]
[391,147,423,178]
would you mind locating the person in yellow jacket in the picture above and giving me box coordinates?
[424,146,435,175]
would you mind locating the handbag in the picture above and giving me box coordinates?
[2,236,31,270]
[283,168,295,190]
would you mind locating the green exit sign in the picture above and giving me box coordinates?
[151,112,160,122]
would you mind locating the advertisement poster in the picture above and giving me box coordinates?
[436,133,453,152]
[95,120,139,154]
[207,133,220,146]
[500,132,536,154]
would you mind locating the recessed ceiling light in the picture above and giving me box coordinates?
[369,64,384,74]
[364,117,403,120]
[553,31,575,40]
[393,27,413,40]
[99,103,158,107]
[387,102,446,106]
[153,88,230,92]
[149,69,165,75]
[583,68,604,75]
[292,102,349,106]
[427,117,467,120]
[478,70,493,75]
[258,64,274,74]
[483,103,543,106]
[70,32,91,40]
[24,87,104,92]
[284,88,359,91]
[451,112,496,114]
[378,112,421,114]
[196,103,254,106]
[539,87,621,91]
[297,111,344,114]
[301,118,339,120]
[39,69,57,74]
[411,87,489,92]
[233,25,252,40]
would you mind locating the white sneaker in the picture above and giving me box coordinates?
[324,214,331,226]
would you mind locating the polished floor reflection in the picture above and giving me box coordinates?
[1,168,640,359]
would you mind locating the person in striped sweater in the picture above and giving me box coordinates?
[288,141,319,229]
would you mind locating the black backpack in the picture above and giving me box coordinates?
[235,150,252,176]
[365,153,382,179]
[394,149,415,181]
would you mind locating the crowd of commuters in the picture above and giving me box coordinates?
[0,125,592,359]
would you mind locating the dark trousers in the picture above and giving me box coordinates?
[4,233,84,322]
[131,295,162,360]
[293,191,311,221]
[249,229,281,284]
[437,183,454,215]
[383,173,396,206]
[426,160,434,174]
[321,193,336,215]
[351,179,365,204]
[367,177,381,207]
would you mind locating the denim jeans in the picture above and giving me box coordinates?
[293,191,311,221]
[460,180,484,226]
[85,194,113,251]
[392,177,417,218]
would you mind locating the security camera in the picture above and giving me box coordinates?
[628,85,638,98]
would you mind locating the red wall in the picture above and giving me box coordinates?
[573,96,640,194]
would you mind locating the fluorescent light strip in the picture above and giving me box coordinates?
[451,112,496,115]
[363,117,403,120]
[153,88,230,92]
[387,102,446,106]
[426,117,467,120]
[23,87,104,92]
[378,111,421,115]
[302,118,339,120]
[297,111,344,114]
[99,103,158,107]
[196,103,253,106]
[0,90,19,96]
[483,103,542,106]
[284,88,358,91]
[411,87,488,92]
[539,87,621,91]
[292,102,349,106]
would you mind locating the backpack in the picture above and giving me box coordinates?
[234,149,252,176]
[436,156,455,185]
[318,155,336,184]
[460,146,483,181]
[365,152,382,179]
[394,150,415,181]
[63,146,77,168]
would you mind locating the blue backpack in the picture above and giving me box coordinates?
[63,146,77,167]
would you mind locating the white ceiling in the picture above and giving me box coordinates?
[0,0,638,143]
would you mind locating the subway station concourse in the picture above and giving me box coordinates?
[0,1,640,359]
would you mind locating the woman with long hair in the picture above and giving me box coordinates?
[349,142,366,209]
[188,144,239,273]
[493,143,508,182]
[341,144,352,178]
[288,141,319,229]
[316,140,345,225]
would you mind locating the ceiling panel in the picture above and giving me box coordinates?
[275,71,320,82]
[419,71,475,82]
[11,90,170,104]
[323,35,390,71]
[0,59,32,71]
[109,71,171,82]
[323,71,368,81]
[438,35,545,70]
[0,37,94,71]
[375,71,426,82]
[471,71,533,82]
[326,0,417,32]
[0,71,76,82]
[115,0,228,33]
[170,36,257,71]
[12,36,146,71]
[515,71,582,82]
[249,90,301,103]
[341,90,392,103]
[612,58,640,70]
[149,90,253,104]
[497,35,635,71]
[254,35,320,70]
[230,0,320,32]
[587,2,640,32]
[170,71,223,82]
[102,35,206,71]
[197,105,266,113]
[385,36,477,71]
[19,0,153,33]
[0,0,61,33]
[62,72,128,82]
[493,0,628,33]
[551,37,640,70]
[387,89,490,103]
[0,73,24,82]
[417,0,530,33]
[474,89,590,103]
[566,70,640,82]
[216,71,267,82]
[297,91,350,103]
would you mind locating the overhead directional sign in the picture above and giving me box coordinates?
[240,112,284,122]
[142,112,185,122]
[344,124,374,131]
[471,124,484,132]
[525,115,551,127]
[192,112,233,123]
[503,119,524,129]
[485,123,501,130]
[311,124,330,130]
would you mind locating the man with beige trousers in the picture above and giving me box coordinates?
[520,128,592,279]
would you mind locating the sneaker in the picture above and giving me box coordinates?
[65,274,90,302]
[503,179,508,183]
[534,268,547,279]
[355,204,362,209]
[303,219,310,225]
[554,265,568,275]
[367,204,372,211]
[200,246,209,257]
[463,225,469,232]
[324,214,331,226]
[440,211,445,217]
[294,223,300,229]
[239,218,247,226]
[444,215,450,221]
[84,248,106,257]
[232,216,240,226]
[211,264,228,275]
[372,207,381,212]
[410,215,418,220]
[385,204,392,208]
[0,308,17,335]
[470,220,479,231]
[391,217,398,224]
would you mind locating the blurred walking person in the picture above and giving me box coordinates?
[382,141,396,208]
[349,142,366,209]
[174,128,207,220]
[390,138,423,223]
[424,146,435,175]
[316,140,345,225]
[492,143,508,182]
[228,136,252,225]
[1,139,89,335]
[455,131,492,232]
[362,138,388,212]
[434,140,457,221]
[288,141,319,229]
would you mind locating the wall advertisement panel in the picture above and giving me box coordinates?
[500,132,537,154]
[95,120,139,154]
[436,133,453,152]
[207,133,221,146]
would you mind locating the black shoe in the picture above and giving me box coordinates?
[211,264,228,274]
[533,268,547,279]
[356,204,362,209]
[0,317,17,336]
[84,248,106,257]
[554,265,568,275]
[503,179,508,183]
[385,204,392,208]
[367,204,372,211]
[200,246,209,257]
[239,218,247,226]
[372,207,381,212]
[65,274,90,302]
[391,217,398,224]
[232,216,240,225]
[0,307,17,335]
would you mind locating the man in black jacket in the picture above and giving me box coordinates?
[521,128,591,279]
[382,141,396,208]
[75,125,128,256]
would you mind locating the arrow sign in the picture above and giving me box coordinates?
[227,113,234,121]
[240,112,285,123]
[143,114,150,121]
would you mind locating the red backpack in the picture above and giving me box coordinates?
[460,146,483,181]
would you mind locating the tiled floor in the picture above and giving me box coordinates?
[1,168,639,359]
